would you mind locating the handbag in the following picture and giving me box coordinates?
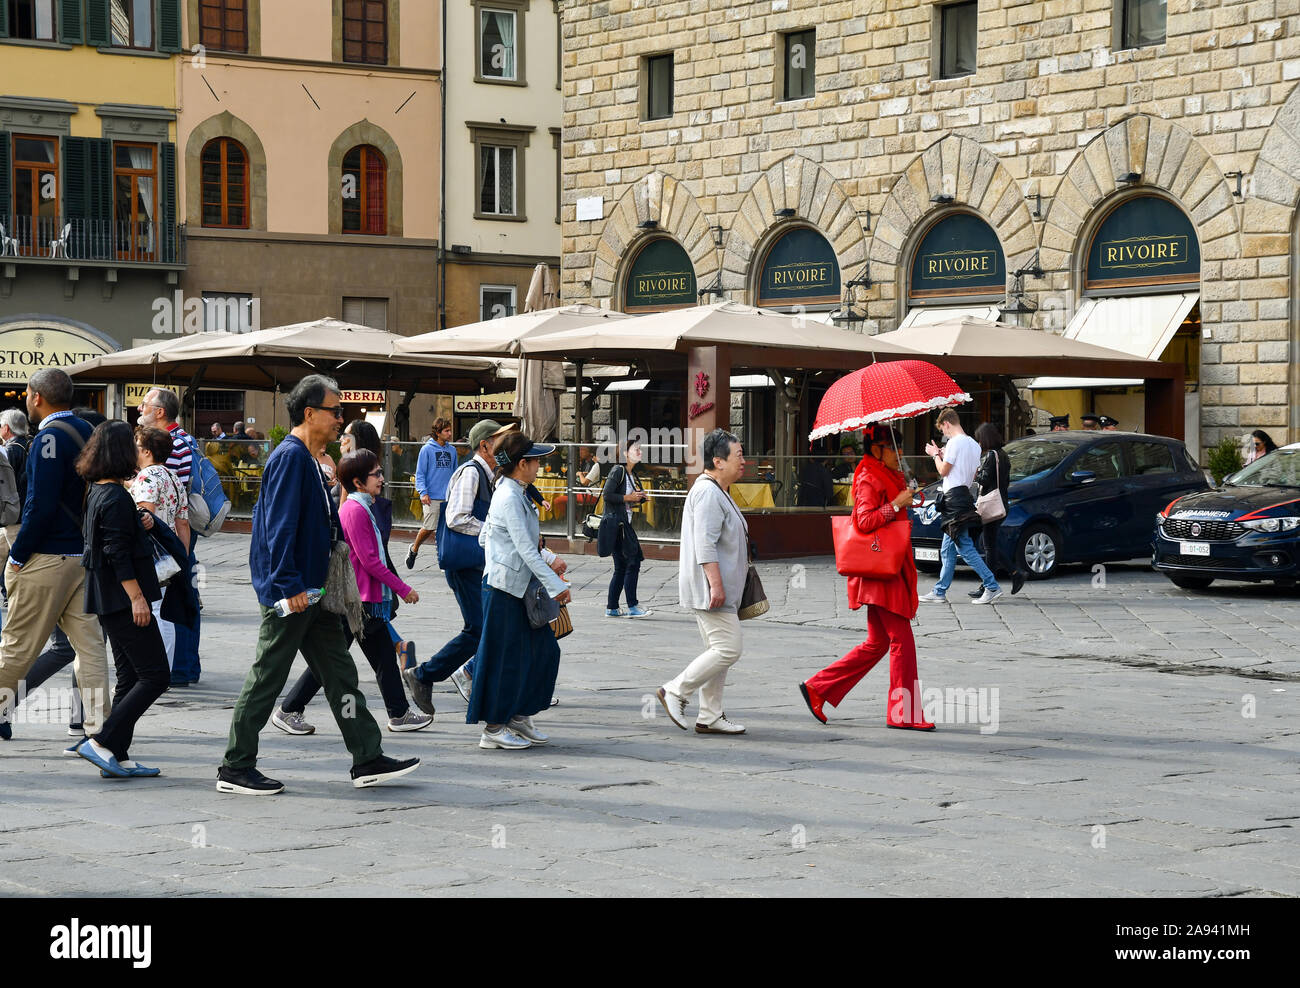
[524,575,562,629]
[975,451,1007,523]
[550,603,574,640]
[322,540,366,637]
[831,514,911,579]
[738,565,769,621]
[581,512,601,540]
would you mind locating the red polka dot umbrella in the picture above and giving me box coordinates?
[810,359,971,441]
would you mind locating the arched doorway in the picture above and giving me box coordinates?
[0,317,116,414]
[1031,193,1201,445]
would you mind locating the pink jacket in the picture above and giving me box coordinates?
[339,498,412,603]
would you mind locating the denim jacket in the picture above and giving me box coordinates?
[479,477,569,599]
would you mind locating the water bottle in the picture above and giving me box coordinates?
[273,589,324,617]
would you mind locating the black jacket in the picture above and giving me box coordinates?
[147,510,200,631]
[975,448,1010,508]
[597,465,643,558]
[4,437,27,509]
[81,482,161,616]
[936,484,982,538]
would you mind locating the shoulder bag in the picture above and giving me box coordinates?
[975,451,1007,524]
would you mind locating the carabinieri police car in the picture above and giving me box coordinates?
[1153,443,1300,590]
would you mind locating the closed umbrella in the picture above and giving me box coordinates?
[516,264,562,438]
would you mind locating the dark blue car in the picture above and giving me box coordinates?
[1153,443,1300,590]
[909,431,1208,580]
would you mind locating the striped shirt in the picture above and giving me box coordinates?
[166,423,195,489]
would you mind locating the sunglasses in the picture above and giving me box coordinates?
[308,404,345,419]
[367,468,384,478]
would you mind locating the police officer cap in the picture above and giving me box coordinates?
[1048,414,1070,428]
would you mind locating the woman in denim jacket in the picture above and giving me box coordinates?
[471,431,572,749]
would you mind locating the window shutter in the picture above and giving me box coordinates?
[342,297,364,324]
[85,0,109,46]
[0,133,11,222]
[60,0,84,43]
[158,0,182,52]
[159,141,177,261]
[0,1,9,38]
[367,299,388,331]
[64,136,113,258]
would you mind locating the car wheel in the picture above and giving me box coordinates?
[1017,524,1060,580]
[1169,574,1214,590]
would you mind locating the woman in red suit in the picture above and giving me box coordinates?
[799,424,935,730]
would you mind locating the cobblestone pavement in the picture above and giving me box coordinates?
[1,536,1297,897]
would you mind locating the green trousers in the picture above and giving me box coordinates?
[223,603,383,771]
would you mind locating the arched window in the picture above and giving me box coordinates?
[200,137,249,228]
[342,145,387,235]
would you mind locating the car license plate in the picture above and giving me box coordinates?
[914,547,940,562]
[1181,541,1210,556]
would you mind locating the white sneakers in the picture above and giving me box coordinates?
[971,588,1004,605]
[507,715,549,744]
[656,687,689,730]
[479,725,533,749]
[450,663,472,703]
[918,591,947,603]
[695,714,746,735]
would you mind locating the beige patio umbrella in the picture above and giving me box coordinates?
[872,316,1149,364]
[65,318,503,392]
[393,302,630,357]
[517,300,917,365]
[515,264,563,438]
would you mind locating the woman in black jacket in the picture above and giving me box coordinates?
[73,420,170,778]
[599,440,651,618]
[972,422,1024,596]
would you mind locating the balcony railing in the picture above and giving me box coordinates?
[0,215,187,266]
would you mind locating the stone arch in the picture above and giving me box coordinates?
[591,172,716,307]
[184,111,268,231]
[869,134,1036,328]
[723,155,865,300]
[327,120,404,236]
[1041,115,1241,277]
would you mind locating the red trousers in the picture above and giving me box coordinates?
[806,605,924,725]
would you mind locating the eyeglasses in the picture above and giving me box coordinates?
[308,404,345,419]
[367,469,384,478]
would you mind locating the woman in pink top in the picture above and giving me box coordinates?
[272,449,432,733]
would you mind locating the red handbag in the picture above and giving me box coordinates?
[831,514,911,579]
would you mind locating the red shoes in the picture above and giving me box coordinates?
[799,682,828,724]
[887,720,936,731]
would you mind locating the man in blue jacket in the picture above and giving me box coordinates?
[404,417,457,570]
[0,369,109,745]
[217,374,420,794]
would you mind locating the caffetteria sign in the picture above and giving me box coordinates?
[909,213,1005,300]
[757,227,840,306]
[625,238,697,312]
[1086,195,1199,291]
[0,326,113,384]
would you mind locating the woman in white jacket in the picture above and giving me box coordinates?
[471,431,572,750]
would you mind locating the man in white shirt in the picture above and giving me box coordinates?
[919,409,1002,605]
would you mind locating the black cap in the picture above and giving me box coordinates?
[1080,412,1101,425]
[1048,415,1069,428]
[1099,415,1119,428]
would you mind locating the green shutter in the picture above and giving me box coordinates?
[159,141,177,261]
[63,136,113,258]
[158,0,182,52]
[85,0,108,46]
[0,133,11,223]
[0,0,9,38]
[60,0,83,43]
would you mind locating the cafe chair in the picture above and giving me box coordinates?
[0,224,17,257]
[49,223,71,258]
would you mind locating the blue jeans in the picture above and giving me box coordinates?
[170,531,201,683]
[934,528,1000,595]
[415,567,484,683]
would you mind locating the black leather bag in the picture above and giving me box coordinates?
[524,575,561,629]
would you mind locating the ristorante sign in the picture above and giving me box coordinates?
[1086,195,1199,290]
[625,238,697,311]
[757,226,840,306]
[0,326,113,384]
[909,213,1005,299]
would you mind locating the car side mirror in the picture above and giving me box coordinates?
[1070,470,1097,485]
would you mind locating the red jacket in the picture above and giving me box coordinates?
[845,454,918,620]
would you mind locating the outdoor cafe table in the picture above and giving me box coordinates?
[833,482,853,506]
[729,482,775,509]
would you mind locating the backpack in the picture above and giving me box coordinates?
[0,447,20,526]
[178,432,231,538]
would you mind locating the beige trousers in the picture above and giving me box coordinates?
[664,608,743,725]
[0,553,110,733]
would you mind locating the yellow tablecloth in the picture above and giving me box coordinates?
[730,482,775,509]
[534,476,567,521]
[833,482,853,506]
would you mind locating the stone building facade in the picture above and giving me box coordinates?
[557,0,1300,459]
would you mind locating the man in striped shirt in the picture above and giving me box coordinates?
[139,388,202,686]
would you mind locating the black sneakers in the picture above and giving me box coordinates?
[350,754,421,788]
[216,765,285,795]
